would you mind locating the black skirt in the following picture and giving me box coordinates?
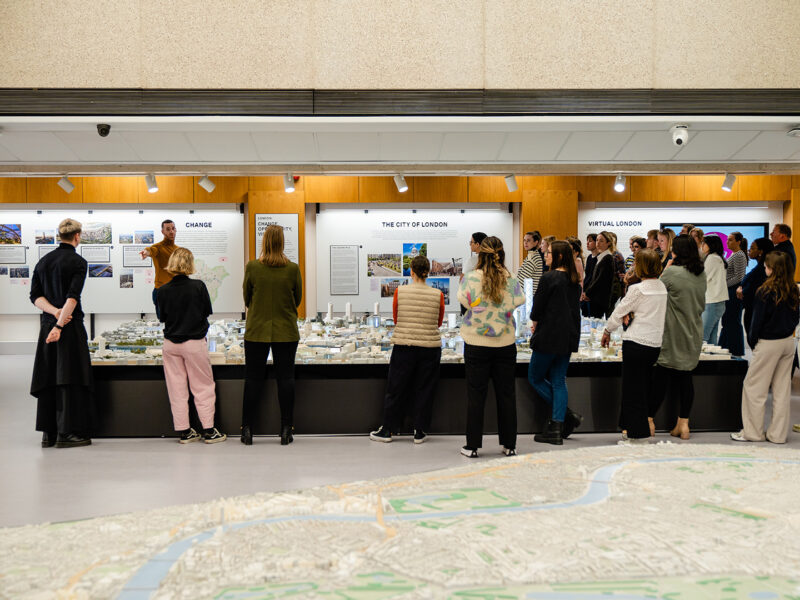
[30,315,93,397]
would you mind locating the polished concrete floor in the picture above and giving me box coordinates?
[3,354,800,528]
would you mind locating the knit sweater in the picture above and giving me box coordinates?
[391,282,444,348]
[457,269,526,347]
[516,249,543,295]
[726,250,747,287]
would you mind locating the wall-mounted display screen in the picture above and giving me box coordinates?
[661,222,769,275]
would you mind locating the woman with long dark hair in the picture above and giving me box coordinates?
[719,231,748,356]
[731,251,799,443]
[458,236,525,458]
[700,235,728,344]
[528,240,583,444]
[241,225,303,446]
[648,235,706,440]
[737,237,774,340]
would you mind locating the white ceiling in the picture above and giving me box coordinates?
[0,115,798,175]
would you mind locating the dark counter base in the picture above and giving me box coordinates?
[91,360,746,437]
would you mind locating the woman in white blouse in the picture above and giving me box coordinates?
[601,249,668,443]
[700,235,729,344]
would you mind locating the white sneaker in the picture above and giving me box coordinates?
[501,447,516,456]
[460,446,478,458]
[730,431,749,442]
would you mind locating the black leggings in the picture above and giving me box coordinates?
[242,340,298,428]
[648,365,694,420]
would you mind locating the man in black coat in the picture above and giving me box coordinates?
[770,223,796,270]
[30,218,93,448]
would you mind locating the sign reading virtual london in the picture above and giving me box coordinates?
[255,214,299,263]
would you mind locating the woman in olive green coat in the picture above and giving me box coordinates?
[648,235,706,440]
[241,225,303,446]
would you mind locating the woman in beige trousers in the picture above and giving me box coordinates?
[731,251,799,444]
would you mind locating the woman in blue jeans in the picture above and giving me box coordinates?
[528,240,583,445]
[700,235,728,344]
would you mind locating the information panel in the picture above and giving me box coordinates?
[0,208,245,314]
[315,207,514,314]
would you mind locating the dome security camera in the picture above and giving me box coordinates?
[670,124,689,147]
[96,124,111,137]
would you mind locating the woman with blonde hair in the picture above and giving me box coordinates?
[458,236,526,457]
[732,251,799,443]
[658,228,676,269]
[241,225,303,445]
[157,248,225,444]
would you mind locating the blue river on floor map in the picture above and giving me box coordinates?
[117,456,800,599]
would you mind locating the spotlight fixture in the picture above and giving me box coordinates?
[721,173,736,192]
[198,175,216,193]
[283,173,295,193]
[788,126,800,137]
[57,175,75,194]
[504,174,518,192]
[614,174,626,193]
[145,173,158,193]
[393,174,408,193]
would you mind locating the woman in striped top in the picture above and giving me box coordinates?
[719,231,748,356]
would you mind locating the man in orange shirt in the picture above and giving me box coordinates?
[140,219,179,318]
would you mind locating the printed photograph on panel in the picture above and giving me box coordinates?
[118,234,133,244]
[430,257,463,277]
[0,224,22,244]
[402,243,427,275]
[380,278,408,298]
[135,231,154,244]
[119,270,134,288]
[88,264,113,278]
[427,277,450,303]
[0,267,8,275]
[81,222,112,245]
[367,253,401,277]
[35,230,55,244]
[10,266,29,278]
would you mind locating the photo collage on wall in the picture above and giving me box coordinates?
[367,241,461,303]
[0,223,29,284]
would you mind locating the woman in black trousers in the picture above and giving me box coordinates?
[582,231,615,318]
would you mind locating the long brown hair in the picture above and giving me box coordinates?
[476,236,509,304]
[259,224,289,267]
[550,240,579,284]
[758,251,800,309]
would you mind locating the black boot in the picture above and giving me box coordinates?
[240,425,252,445]
[562,408,583,439]
[280,425,294,446]
[534,420,564,445]
[41,431,57,448]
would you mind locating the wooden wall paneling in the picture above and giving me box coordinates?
[789,189,800,281]
[519,176,577,191]
[467,176,522,203]
[194,176,248,204]
[576,176,630,203]
[0,178,27,203]
[683,175,739,202]
[303,176,358,204]
[522,190,579,241]
[83,176,138,203]
[249,176,305,192]
[737,175,792,201]
[358,176,414,203]
[137,176,193,204]
[27,177,83,203]
[247,191,306,317]
[411,176,467,203]
[629,175,685,203]
[793,175,800,189]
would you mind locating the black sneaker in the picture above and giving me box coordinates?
[413,430,428,444]
[370,426,392,443]
[203,428,227,444]
[179,428,201,444]
[502,447,516,456]
[41,431,57,448]
[460,446,479,458]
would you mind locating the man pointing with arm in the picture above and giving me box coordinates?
[140,219,179,319]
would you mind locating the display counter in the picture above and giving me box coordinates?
[92,358,746,438]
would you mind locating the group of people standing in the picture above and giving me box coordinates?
[31,216,800,452]
[31,219,303,448]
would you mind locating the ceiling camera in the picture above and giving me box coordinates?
[670,124,689,147]
[97,124,111,137]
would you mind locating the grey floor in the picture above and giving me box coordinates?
[3,354,800,528]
